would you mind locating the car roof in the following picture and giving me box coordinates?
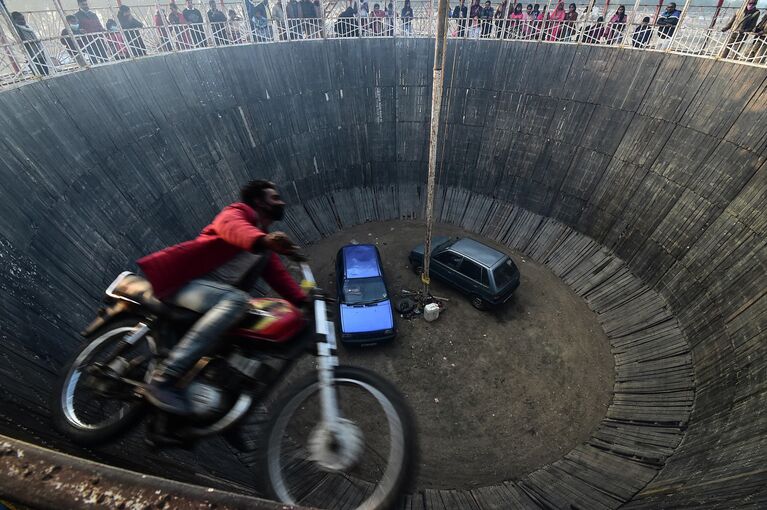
[449,238,506,267]
[341,244,382,279]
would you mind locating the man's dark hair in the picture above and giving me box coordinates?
[240,180,276,207]
[66,14,77,22]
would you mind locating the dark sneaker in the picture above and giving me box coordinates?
[142,378,192,416]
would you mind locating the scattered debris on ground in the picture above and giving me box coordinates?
[396,288,448,320]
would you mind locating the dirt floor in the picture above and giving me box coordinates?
[298,220,614,489]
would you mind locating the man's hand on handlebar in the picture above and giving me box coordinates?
[258,231,306,260]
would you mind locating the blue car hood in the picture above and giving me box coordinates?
[340,301,394,333]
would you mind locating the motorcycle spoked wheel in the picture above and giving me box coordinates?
[51,317,156,446]
[262,365,416,510]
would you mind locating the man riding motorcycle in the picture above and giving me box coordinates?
[137,180,306,415]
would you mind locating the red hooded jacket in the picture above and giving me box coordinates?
[137,202,306,304]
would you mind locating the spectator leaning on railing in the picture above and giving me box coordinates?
[632,16,652,48]
[546,1,566,41]
[561,3,577,40]
[168,3,192,49]
[507,3,525,39]
[583,16,605,43]
[750,13,767,62]
[452,0,468,37]
[154,8,173,51]
[117,5,147,57]
[106,19,130,59]
[208,0,230,45]
[10,11,51,76]
[721,0,760,59]
[76,0,110,64]
[606,5,627,45]
[286,0,301,39]
[402,0,415,36]
[494,0,508,39]
[60,14,87,66]
[229,9,245,43]
[481,0,494,37]
[183,0,207,47]
[656,2,680,43]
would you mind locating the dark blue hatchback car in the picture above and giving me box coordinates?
[335,244,396,346]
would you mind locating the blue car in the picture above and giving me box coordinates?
[335,244,396,346]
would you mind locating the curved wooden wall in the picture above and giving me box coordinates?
[0,39,765,507]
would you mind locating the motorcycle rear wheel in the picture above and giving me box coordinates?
[51,317,155,446]
[263,365,416,510]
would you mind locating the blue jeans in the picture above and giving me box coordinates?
[158,279,251,379]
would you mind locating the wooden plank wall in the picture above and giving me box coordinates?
[0,39,765,507]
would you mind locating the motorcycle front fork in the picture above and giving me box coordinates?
[313,298,341,426]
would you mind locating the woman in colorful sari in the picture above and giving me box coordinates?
[561,3,577,40]
[546,1,566,41]
[606,5,627,44]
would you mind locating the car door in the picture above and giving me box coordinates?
[455,258,486,296]
[431,250,463,288]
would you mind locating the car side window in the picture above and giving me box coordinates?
[434,251,463,270]
[481,268,489,286]
[459,258,482,282]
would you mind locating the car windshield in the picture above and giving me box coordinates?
[342,277,388,305]
[493,259,517,288]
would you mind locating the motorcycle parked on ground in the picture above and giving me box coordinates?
[52,262,416,509]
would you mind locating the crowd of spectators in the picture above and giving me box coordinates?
[6,0,767,79]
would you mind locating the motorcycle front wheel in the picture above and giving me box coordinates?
[263,365,416,510]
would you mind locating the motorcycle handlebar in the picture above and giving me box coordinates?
[300,262,316,288]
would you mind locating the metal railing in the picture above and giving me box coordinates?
[1,5,765,90]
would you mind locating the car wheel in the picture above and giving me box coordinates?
[470,295,487,311]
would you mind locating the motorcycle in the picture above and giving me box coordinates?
[52,262,416,510]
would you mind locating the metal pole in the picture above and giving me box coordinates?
[709,0,724,29]
[654,0,664,22]
[422,0,449,295]
[622,0,642,47]
[0,13,21,75]
[53,0,88,67]
[665,0,690,51]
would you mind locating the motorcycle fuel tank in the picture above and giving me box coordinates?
[232,298,305,343]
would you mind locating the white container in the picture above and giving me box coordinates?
[423,303,441,322]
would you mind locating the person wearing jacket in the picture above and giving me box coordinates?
[480,0,494,37]
[207,0,230,45]
[139,180,307,415]
[452,0,468,37]
[183,0,207,47]
[75,0,110,64]
[60,14,87,65]
[749,13,767,62]
[117,5,147,57]
[721,0,760,59]
[656,2,680,40]
[632,16,652,47]
[11,12,51,76]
